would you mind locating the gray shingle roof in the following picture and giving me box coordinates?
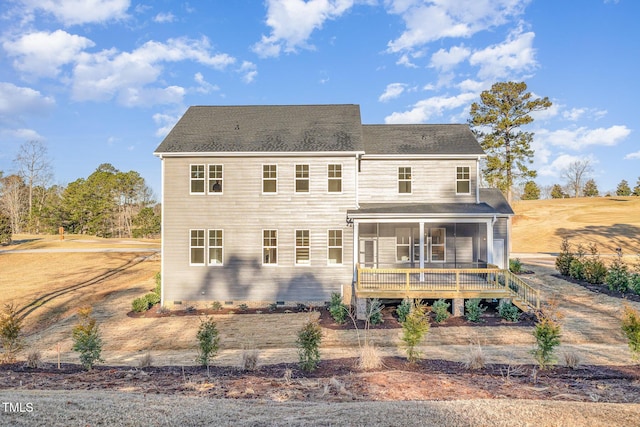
[362,124,485,156]
[348,188,513,217]
[154,105,364,153]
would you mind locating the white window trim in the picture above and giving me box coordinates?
[327,163,343,193]
[189,229,205,266]
[456,166,471,195]
[396,228,411,263]
[294,164,310,194]
[190,164,206,195]
[262,229,278,265]
[262,164,278,194]
[430,227,446,263]
[398,166,412,195]
[208,164,224,195]
[327,229,343,266]
[295,229,311,266]
[208,229,224,266]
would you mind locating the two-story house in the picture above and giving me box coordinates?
[154,104,537,316]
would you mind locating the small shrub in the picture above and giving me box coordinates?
[621,304,640,361]
[145,292,160,306]
[138,352,153,369]
[132,297,150,313]
[463,345,486,370]
[211,301,223,311]
[367,299,384,326]
[465,299,487,323]
[296,319,322,372]
[24,350,41,369]
[630,273,640,295]
[583,244,607,285]
[329,292,348,324]
[432,299,450,323]
[154,272,161,296]
[509,258,522,273]
[357,343,382,370]
[238,303,249,312]
[555,238,574,276]
[196,317,220,370]
[401,301,430,363]
[563,351,581,369]
[606,250,630,292]
[267,303,278,312]
[241,349,260,371]
[71,307,104,370]
[531,300,563,369]
[396,298,412,323]
[498,300,520,322]
[569,258,585,281]
[0,303,23,363]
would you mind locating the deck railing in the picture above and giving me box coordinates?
[356,264,540,311]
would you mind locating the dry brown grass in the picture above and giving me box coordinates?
[512,197,640,254]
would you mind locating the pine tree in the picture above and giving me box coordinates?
[583,179,599,197]
[550,184,565,199]
[521,181,540,200]
[632,177,640,197]
[616,180,631,196]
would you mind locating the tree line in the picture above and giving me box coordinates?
[0,141,160,243]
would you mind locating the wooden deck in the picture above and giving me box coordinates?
[355,264,540,311]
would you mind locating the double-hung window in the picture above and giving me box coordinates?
[295,164,309,193]
[398,167,412,194]
[263,230,278,264]
[208,229,223,265]
[208,165,223,193]
[456,166,470,194]
[190,229,205,265]
[328,164,342,192]
[190,165,205,194]
[263,165,277,193]
[430,228,446,262]
[327,230,343,265]
[295,230,310,265]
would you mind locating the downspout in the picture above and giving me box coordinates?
[159,154,165,307]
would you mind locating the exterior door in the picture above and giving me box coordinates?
[359,239,377,268]
[493,239,505,269]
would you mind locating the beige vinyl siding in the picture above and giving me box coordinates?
[162,155,356,303]
[358,159,477,203]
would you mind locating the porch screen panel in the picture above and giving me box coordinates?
[396,228,411,262]
[431,228,446,262]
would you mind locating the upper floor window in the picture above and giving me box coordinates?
[295,164,310,193]
[208,165,223,193]
[456,166,470,194]
[190,165,205,194]
[295,230,310,265]
[398,167,412,194]
[263,230,278,264]
[327,230,343,265]
[328,164,342,192]
[263,164,277,193]
[190,229,205,265]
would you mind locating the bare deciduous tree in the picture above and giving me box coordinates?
[0,174,27,234]
[562,159,593,198]
[14,141,53,223]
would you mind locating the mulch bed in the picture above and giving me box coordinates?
[552,274,640,303]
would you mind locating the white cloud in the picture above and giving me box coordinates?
[153,112,181,138]
[396,53,418,68]
[0,82,55,116]
[378,83,407,102]
[238,61,258,83]
[538,153,595,178]
[3,30,94,78]
[23,0,130,26]
[468,28,537,80]
[154,12,175,23]
[384,91,477,123]
[429,45,470,71]
[625,151,640,160]
[562,107,607,121]
[252,0,354,58]
[386,0,529,52]
[193,73,219,94]
[1,128,44,141]
[537,125,631,150]
[71,37,235,106]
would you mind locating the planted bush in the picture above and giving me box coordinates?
[296,319,322,372]
[432,299,450,323]
[0,303,23,363]
[509,258,522,273]
[583,244,607,285]
[145,292,160,306]
[465,299,487,323]
[196,316,220,370]
[555,238,574,276]
[621,304,640,361]
[532,300,563,369]
[132,297,150,313]
[71,307,103,370]
[396,298,412,323]
[498,300,520,322]
[606,250,630,292]
[367,298,384,326]
[401,301,430,363]
[328,292,348,324]
[568,244,586,281]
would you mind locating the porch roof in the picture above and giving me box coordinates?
[348,189,513,218]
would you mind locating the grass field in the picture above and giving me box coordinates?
[512,196,640,254]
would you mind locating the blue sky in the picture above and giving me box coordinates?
[1,0,638,198]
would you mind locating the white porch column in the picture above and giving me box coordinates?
[486,219,494,265]
[352,221,359,281]
[419,222,425,269]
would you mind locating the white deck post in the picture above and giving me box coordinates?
[486,219,494,266]
[419,221,425,281]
